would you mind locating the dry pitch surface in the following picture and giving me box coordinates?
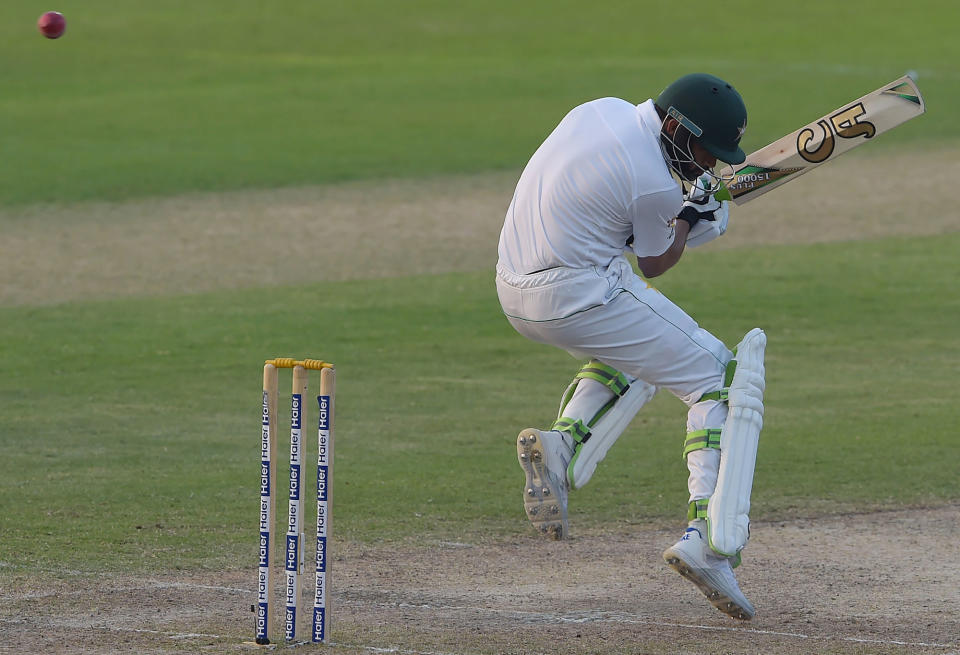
[2,508,958,654]
[1,150,959,654]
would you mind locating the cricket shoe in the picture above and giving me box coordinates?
[517,429,572,540]
[663,521,755,620]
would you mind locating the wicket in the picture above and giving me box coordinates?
[256,358,335,645]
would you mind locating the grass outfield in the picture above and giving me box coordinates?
[1,232,957,573]
[0,1,955,204]
[2,4,957,651]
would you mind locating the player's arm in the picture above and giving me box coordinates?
[636,221,690,278]
[637,182,730,277]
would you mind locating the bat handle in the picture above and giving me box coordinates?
[714,184,732,202]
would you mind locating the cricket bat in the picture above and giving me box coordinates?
[714,76,925,205]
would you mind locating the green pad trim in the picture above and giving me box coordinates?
[687,499,708,521]
[724,357,737,387]
[554,416,592,488]
[706,517,744,568]
[683,428,722,458]
[576,360,630,397]
[551,417,591,445]
[566,450,579,488]
[695,502,744,568]
[587,396,617,428]
[555,360,631,488]
[556,380,578,419]
[696,358,737,403]
[698,388,728,402]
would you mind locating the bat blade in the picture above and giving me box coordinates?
[715,76,925,205]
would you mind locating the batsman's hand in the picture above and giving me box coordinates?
[685,173,717,203]
[683,175,730,248]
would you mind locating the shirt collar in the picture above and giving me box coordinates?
[637,98,674,170]
[635,98,663,139]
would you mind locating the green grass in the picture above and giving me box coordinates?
[0,0,956,204]
[1,0,957,583]
[1,232,957,573]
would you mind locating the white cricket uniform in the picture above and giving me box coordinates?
[496,97,731,501]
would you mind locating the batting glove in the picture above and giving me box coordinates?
[685,173,717,203]
[681,175,730,247]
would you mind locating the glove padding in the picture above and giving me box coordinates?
[681,174,729,248]
[685,201,729,247]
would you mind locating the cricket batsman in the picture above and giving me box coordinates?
[495,73,767,620]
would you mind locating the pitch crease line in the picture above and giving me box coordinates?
[0,618,224,640]
[366,600,958,650]
[0,580,249,601]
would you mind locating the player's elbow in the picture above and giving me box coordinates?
[638,235,685,278]
[638,262,664,278]
[637,251,678,278]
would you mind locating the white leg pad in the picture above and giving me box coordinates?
[707,328,766,556]
[569,379,657,489]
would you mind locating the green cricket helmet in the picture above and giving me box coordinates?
[656,73,747,166]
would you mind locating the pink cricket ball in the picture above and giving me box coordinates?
[38,11,66,39]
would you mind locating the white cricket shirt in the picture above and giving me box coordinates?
[498,98,682,275]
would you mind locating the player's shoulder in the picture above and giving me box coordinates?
[577,99,680,201]
[560,97,645,138]
[570,97,636,117]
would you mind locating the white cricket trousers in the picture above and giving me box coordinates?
[496,256,731,502]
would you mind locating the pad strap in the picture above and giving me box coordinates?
[554,361,631,445]
[683,428,721,458]
[687,499,709,521]
[697,358,737,403]
[556,360,629,420]
[576,360,630,397]
[551,417,590,445]
[698,388,728,402]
